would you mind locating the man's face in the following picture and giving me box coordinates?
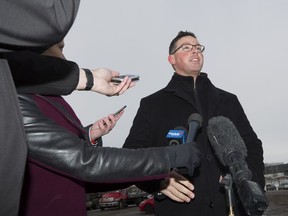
[168,36,204,77]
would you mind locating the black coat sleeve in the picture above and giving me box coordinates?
[18,94,173,184]
[0,51,79,95]
[233,97,265,188]
[123,98,164,193]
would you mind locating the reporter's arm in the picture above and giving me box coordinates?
[2,51,135,96]
[19,94,200,183]
[1,51,79,95]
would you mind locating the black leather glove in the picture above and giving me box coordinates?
[167,142,201,176]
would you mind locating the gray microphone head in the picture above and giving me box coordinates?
[207,116,247,166]
[188,113,203,128]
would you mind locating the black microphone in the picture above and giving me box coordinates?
[207,116,268,216]
[174,113,202,176]
[186,113,203,142]
[166,126,187,146]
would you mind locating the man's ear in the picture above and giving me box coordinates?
[168,55,175,65]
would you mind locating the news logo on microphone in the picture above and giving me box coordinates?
[166,128,187,145]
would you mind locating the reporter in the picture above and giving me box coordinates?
[0,1,76,214]
[0,1,132,215]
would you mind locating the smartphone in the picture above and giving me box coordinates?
[113,105,127,116]
[111,74,140,84]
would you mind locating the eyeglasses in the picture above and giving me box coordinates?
[171,44,205,54]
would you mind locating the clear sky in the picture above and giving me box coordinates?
[64,0,288,164]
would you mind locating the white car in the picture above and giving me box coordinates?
[278,183,288,190]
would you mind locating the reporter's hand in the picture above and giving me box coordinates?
[160,170,195,203]
[90,110,124,140]
[77,68,136,96]
[168,142,201,176]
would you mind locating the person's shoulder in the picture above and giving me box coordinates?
[141,87,167,101]
[214,87,241,105]
[215,87,237,97]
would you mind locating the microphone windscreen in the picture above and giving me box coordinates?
[207,116,247,166]
[188,113,203,128]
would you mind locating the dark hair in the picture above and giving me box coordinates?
[169,31,197,54]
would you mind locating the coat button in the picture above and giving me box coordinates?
[209,201,214,208]
[206,154,212,160]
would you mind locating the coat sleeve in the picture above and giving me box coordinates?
[123,98,164,193]
[123,98,156,149]
[0,51,79,95]
[18,94,172,184]
[233,96,265,188]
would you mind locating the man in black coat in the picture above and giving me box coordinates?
[123,31,265,216]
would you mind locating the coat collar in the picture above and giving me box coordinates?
[163,72,223,119]
[164,72,211,93]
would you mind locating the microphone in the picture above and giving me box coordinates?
[166,126,187,145]
[156,127,187,201]
[207,116,251,184]
[173,113,202,176]
[207,116,268,216]
[186,113,203,142]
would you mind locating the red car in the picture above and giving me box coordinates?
[139,196,155,214]
[99,190,128,210]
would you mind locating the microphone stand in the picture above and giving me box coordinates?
[220,173,235,216]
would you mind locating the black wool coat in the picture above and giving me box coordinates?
[123,73,265,216]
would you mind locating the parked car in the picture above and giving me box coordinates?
[99,186,148,211]
[86,192,104,210]
[278,182,288,190]
[139,196,155,214]
[125,186,148,206]
[265,183,276,191]
[99,190,128,211]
